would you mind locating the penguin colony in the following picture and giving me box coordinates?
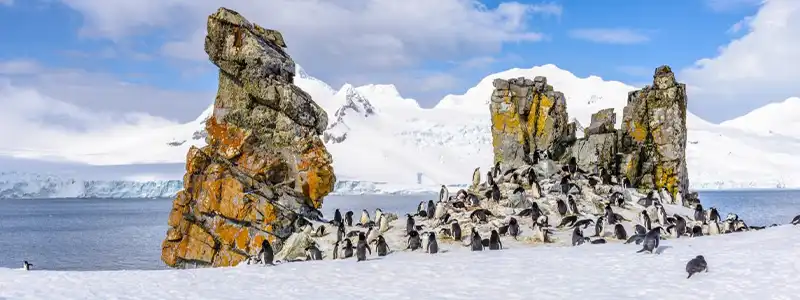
[239,151,800,279]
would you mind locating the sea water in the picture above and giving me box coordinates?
[0,190,797,271]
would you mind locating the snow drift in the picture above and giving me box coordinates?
[1,225,797,299]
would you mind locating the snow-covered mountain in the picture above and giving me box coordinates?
[2,64,800,198]
[0,172,182,199]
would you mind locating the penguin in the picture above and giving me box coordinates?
[507,217,520,240]
[694,204,706,224]
[456,189,468,200]
[708,207,720,223]
[624,234,645,245]
[529,202,543,224]
[472,167,481,188]
[637,227,661,254]
[655,205,668,226]
[691,225,703,237]
[639,210,652,230]
[593,216,605,237]
[486,171,495,187]
[600,168,612,185]
[405,214,415,236]
[470,209,492,224]
[344,211,354,227]
[791,215,800,225]
[493,161,502,179]
[611,192,626,208]
[634,224,646,235]
[488,230,503,250]
[572,226,585,246]
[674,214,688,238]
[497,224,509,236]
[360,209,371,225]
[452,220,463,241]
[332,241,340,260]
[434,201,446,220]
[372,235,390,256]
[536,215,550,228]
[557,215,578,228]
[559,176,571,195]
[567,195,580,215]
[407,230,422,251]
[491,183,501,202]
[22,261,32,271]
[356,232,371,262]
[347,230,362,238]
[533,222,553,243]
[426,232,439,254]
[417,201,426,215]
[341,239,355,259]
[725,213,739,222]
[467,193,480,207]
[305,244,323,261]
[312,224,326,238]
[556,199,569,216]
[426,200,436,220]
[686,255,709,279]
[572,218,594,229]
[366,225,380,244]
[333,209,343,226]
[374,209,383,226]
[590,238,607,244]
[258,239,274,265]
[469,228,484,251]
[336,222,346,242]
[379,214,390,233]
[604,204,616,224]
[439,185,450,203]
[675,191,684,207]
[708,220,721,235]
[613,224,628,240]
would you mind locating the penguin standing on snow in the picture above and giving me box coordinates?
[23,261,33,271]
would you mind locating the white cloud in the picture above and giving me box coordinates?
[568,28,651,44]
[55,0,560,102]
[680,0,800,122]
[0,59,211,122]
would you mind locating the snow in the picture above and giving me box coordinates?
[3,63,800,194]
[1,225,798,299]
[0,172,182,199]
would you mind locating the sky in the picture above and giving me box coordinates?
[0,0,798,141]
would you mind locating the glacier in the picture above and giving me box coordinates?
[2,64,800,198]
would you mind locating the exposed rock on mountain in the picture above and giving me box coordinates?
[161,7,335,268]
[619,65,689,199]
[489,76,572,170]
[487,66,689,204]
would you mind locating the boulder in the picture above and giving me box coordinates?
[618,65,688,200]
[584,108,616,136]
[161,7,336,268]
[489,76,571,171]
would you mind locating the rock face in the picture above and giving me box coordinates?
[490,66,690,204]
[161,7,335,268]
[489,76,571,171]
[618,65,688,199]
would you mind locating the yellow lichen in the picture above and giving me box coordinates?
[655,164,678,196]
[630,120,647,142]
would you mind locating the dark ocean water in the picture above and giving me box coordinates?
[0,190,798,271]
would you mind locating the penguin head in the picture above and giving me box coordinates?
[345,211,353,217]
[428,232,436,240]
[696,255,705,261]
[490,229,499,239]
[509,217,517,225]
[261,239,272,251]
[568,156,577,166]
[358,232,366,241]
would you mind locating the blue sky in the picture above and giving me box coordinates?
[0,0,797,124]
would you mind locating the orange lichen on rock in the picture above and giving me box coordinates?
[160,7,335,268]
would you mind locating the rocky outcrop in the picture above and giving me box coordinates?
[618,65,688,199]
[489,66,690,205]
[489,76,572,171]
[161,7,335,268]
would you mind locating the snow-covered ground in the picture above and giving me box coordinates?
[1,225,797,300]
[3,64,800,195]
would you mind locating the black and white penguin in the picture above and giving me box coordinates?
[373,235,390,257]
[567,195,579,215]
[613,224,628,240]
[341,239,355,259]
[356,232,371,262]
[407,230,422,251]
[637,227,661,254]
[344,211,354,227]
[305,244,323,261]
[491,183,501,202]
[639,210,652,230]
[792,214,800,225]
[333,209,343,226]
[488,230,503,250]
[426,232,439,254]
[426,200,436,220]
[439,185,449,203]
[451,220,462,241]
[23,261,33,271]
[258,239,274,265]
[469,228,483,251]
[694,204,706,224]
[405,214,415,236]
[572,226,585,246]
[360,209,371,225]
[686,255,709,279]
[507,217,520,240]
[556,199,569,216]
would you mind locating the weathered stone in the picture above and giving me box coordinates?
[489,76,571,171]
[161,7,336,268]
[618,65,688,200]
[584,108,616,136]
[566,132,618,173]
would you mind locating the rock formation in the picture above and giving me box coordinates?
[489,76,572,171]
[161,7,335,268]
[488,66,690,204]
[618,65,688,199]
